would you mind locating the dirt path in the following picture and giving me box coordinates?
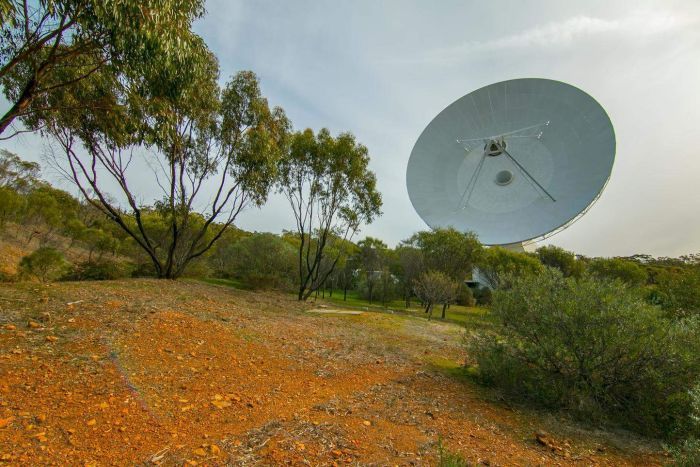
[0,280,662,465]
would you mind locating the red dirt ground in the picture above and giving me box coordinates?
[0,279,663,465]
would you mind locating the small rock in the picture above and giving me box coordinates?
[209,444,220,455]
[0,417,14,428]
[211,400,231,409]
[331,449,343,458]
[28,321,41,329]
[45,336,58,343]
[86,419,96,426]
[3,324,16,331]
[362,420,371,426]
[193,448,207,457]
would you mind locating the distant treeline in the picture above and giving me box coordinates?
[3,150,700,319]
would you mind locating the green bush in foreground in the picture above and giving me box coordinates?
[18,247,69,282]
[62,259,133,281]
[469,269,700,439]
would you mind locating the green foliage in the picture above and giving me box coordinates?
[224,232,297,290]
[1,0,207,136]
[409,228,481,281]
[476,246,543,288]
[0,185,22,225]
[394,244,425,306]
[470,269,700,438]
[536,245,584,277]
[455,284,475,307]
[0,149,39,191]
[413,270,459,320]
[18,247,69,282]
[437,439,469,467]
[277,128,382,300]
[587,257,647,286]
[653,268,700,317]
[356,237,390,304]
[62,258,132,281]
[667,384,700,466]
[668,438,700,467]
[40,65,289,278]
[472,286,492,306]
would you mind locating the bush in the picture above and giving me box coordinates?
[668,438,700,467]
[472,286,492,306]
[225,233,297,290]
[652,268,700,317]
[413,270,459,319]
[455,284,475,307]
[476,246,543,289]
[62,258,132,281]
[18,247,69,282]
[587,257,647,286]
[535,245,584,277]
[469,269,700,438]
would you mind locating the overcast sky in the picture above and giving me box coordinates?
[2,0,700,257]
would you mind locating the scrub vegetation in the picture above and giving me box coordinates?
[2,1,700,464]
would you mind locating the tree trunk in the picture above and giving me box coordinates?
[343,286,347,301]
[441,302,447,319]
[0,74,38,136]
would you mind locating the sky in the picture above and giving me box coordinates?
[2,0,700,257]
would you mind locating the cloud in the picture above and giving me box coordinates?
[392,9,692,65]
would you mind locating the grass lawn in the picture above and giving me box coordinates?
[322,289,496,331]
[198,279,497,331]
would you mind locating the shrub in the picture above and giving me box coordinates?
[62,258,132,281]
[536,245,584,278]
[18,247,69,282]
[668,438,700,467]
[226,233,297,290]
[455,284,475,307]
[437,439,469,467]
[469,269,700,438]
[652,268,700,317]
[668,383,700,465]
[476,246,543,289]
[587,257,647,286]
[472,286,492,306]
[413,270,459,319]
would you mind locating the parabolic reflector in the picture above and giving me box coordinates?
[406,78,615,245]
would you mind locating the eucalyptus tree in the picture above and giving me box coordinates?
[356,236,389,305]
[0,0,206,138]
[38,57,290,278]
[409,228,482,317]
[0,149,39,190]
[476,246,543,289]
[413,270,458,320]
[536,245,584,278]
[278,129,382,301]
[394,243,425,307]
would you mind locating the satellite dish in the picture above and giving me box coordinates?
[406,78,615,247]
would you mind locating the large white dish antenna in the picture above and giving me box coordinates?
[406,78,615,245]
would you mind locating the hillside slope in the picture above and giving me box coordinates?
[0,279,662,465]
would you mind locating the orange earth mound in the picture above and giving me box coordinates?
[0,279,663,465]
